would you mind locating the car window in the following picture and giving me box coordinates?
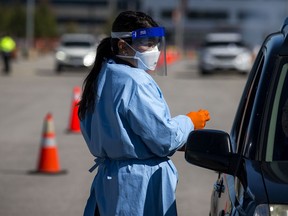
[232,52,264,153]
[204,41,245,47]
[62,41,92,47]
[266,62,288,161]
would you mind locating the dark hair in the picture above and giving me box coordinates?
[78,11,159,120]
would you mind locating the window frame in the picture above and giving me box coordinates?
[263,57,288,161]
[230,49,264,155]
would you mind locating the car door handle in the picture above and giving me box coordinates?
[214,181,225,198]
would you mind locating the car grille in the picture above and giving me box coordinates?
[68,56,82,61]
[215,55,236,60]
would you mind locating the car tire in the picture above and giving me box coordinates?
[200,68,210,75]
[55,64,63,73]
[239,70,248,76]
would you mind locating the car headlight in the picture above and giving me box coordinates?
[55,51,66,61]
[253,204,269,216]
[254,204,288,216]
[235,52,252,65]
[83,52,96,67]
[270,205,288,216]
[202,52,214,63]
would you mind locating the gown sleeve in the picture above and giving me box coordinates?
[125,80,194,157]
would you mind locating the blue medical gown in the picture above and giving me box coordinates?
[81,59,194,216]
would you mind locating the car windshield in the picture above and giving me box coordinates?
[266,62,288,161]
[62,41,92,47]
[204,41,245,47]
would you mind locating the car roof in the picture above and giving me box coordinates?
[205,32,242,43]
[277,17,288,55]
[60,33,97,42]
[259,17,288,57]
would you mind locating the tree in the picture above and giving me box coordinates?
[34,2,58,38]
[0,2,58,38]
[8,4,26,37]
[0,4,26,37]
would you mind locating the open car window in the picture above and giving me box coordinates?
[266,62,288,161]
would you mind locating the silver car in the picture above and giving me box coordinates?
[198,32,253,75]
[55,33,97,73]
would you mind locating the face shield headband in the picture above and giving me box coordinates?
[111,27,167,76]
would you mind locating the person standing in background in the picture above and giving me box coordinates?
[0,34,16,74]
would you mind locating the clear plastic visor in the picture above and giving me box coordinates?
[111,27,167,76]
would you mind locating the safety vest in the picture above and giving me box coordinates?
[0,36,16,53]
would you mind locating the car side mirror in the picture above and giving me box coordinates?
[185,129,238,175]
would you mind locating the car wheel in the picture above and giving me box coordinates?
[200,68,210,75]
[239,70,249,76]
[56,64,63,73]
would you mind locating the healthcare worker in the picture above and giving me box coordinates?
[78,11,210,216]
[0,34,16,74]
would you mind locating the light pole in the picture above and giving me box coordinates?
[25,0,35,57]
[174,0,187,55]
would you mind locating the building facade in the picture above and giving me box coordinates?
[2,0,287,49]
[141,0,288,48]
[49,0,140,34]
[51,0,288,49]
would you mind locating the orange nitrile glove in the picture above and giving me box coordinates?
[186,109,210,130]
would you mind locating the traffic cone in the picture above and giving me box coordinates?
[36,113,66,174]
[68,86,81,133]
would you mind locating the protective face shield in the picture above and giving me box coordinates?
[111,27,167,76]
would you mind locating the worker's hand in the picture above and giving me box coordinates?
[186,109,210,130]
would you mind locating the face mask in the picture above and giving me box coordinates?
[117,43,161,71]
[134,46,160,71]
[112,27,167,75]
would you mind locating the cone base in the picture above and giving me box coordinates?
[37,147,62,173]
[28,170,68,175]
[67,129,81,133]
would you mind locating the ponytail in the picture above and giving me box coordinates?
[78,37,114,120]
[78,11,160,120]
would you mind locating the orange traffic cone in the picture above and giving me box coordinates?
[36,113,66,174]
[68,86,81,133]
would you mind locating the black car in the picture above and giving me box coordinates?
[185,18,288,215]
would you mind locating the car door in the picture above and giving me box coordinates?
[209,50,265,216]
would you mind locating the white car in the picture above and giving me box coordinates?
[55,33,98,73]
[198,32,253,75]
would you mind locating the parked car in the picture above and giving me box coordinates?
[54,33,97,73]
[198,32,253,75]
[185,18,288,215]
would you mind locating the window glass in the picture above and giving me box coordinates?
[186,10,228,20]
[266,63,288,161]
[234,53,263,153]
[204,41,245,47]
[62,41,92,47]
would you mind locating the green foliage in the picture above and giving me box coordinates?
[34,3,58,37]
[7,4,26,37]
[0,5,15,35]
[0,3,58,38]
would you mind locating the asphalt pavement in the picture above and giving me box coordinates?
[0,53,247,216]
[0,54,92,216]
